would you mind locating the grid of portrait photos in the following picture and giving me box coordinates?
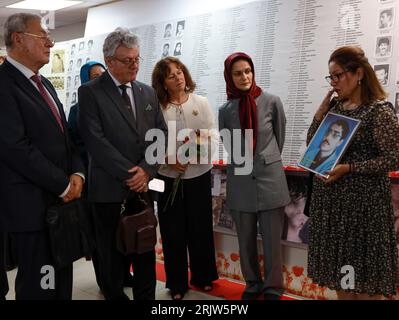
[65,38,96,110]
[374,1,395,90]
[161,20,185,59]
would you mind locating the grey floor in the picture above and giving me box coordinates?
[5,258,223,300]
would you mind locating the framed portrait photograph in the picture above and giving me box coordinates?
[298,112,361,178]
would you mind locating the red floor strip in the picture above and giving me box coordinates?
[155,262,296,300]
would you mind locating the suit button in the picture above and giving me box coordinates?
[252,176,256,180]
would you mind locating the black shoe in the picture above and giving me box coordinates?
[263,293,281,300]
[241,291,261,300]
[171,290,186,300]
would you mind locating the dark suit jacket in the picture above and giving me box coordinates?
[78,71,167,203]
[0,60,85,232]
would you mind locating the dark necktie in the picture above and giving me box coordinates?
[119,84,136,121]
[31,74,64,133]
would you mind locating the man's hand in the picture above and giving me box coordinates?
[316,164,350,184]
[126,166,149,193]
[63,174,84,203]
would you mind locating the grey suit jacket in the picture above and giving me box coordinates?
[219,91,290,212]
[78,71,167,203]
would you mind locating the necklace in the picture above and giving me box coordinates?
[340,100,361,111]
[169,93,189,106]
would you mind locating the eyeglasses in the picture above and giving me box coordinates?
[23,32,55,45]
[325,70,348,85]
[232,68,252,78]
[112,56,143,65]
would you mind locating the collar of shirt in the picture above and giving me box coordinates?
[107,70,132,90]
[7,56,39,80]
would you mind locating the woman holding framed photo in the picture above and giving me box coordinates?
[307,46,399,300]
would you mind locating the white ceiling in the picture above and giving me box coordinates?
[0,0,119,31]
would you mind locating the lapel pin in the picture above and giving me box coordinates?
[193,110,199,116]
[146,104,153,111]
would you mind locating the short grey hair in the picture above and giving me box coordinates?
[4,13,42,48]
[103,27,140,58]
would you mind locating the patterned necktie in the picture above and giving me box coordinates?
[119,84,136,121]
[31,74,64,133]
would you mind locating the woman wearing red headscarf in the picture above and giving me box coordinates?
[219,52,290,300]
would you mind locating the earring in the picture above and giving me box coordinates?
[358,79,362,86]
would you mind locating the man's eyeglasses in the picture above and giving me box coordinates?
[325,70,348,85]
[23,32,55,45]
[112,56,143,65]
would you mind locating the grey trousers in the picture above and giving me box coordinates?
[230,207,284,295]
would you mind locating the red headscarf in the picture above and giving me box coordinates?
[224,52,262,154]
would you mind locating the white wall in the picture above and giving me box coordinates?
[85,0,257,37]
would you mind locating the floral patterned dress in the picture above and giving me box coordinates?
[307,100,399,297]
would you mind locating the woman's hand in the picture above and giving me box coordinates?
[314,89,335,122]
[166,156,188,174]
[169,161,188,174]
[316,164,350,184]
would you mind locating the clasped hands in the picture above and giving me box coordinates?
[125,166,149,193]
[62,174,84,203]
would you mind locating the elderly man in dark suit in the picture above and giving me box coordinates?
[0,13,85,300]
[78,27,167,300]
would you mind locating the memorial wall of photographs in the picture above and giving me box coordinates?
[42,0,399,163]
[37,0,399,246]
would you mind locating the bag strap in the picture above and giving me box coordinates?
[120,192,149,216]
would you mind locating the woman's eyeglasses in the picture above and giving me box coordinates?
[325,70,348,85]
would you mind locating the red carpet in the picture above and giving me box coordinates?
[155,262,296,300]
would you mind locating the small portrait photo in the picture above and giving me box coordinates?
[87,39,94,52]
[47,76,64,90]
[378,7,395,30]
[173,41,182,56]
[395,92,399,114]
[282,175,309,245]
[79,41,85,51]
[375,36,392,58]
[70,43,76,56]
[51,50,65,74]
[163,23,173,38]
[161,43,170,58]
[71,91,77,105]
[86,57,91,64]
[76,58,82,71]
[298,113,361,177]
[176,20,185,37]
[74,74,80,88]
[67,59,74,72]
[374,64,390,86]
[66,76,71,89]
